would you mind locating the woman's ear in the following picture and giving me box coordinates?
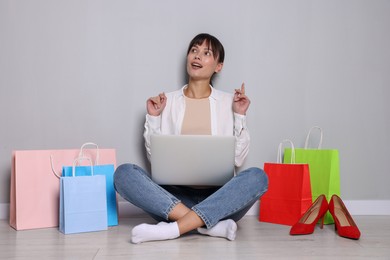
[214,63,224,73]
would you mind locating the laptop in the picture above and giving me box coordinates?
[150,135,236,186]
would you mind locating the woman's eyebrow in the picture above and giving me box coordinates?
[191,45,214,53]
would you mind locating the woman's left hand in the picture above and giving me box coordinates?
[233,83,251,115]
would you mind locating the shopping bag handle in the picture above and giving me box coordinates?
[78,142,100,165]
[72,157,94,177]
[50,155,61,179]
[277,139,295,164]
[304,126,323,149]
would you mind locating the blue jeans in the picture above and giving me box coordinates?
[114,164,268,228]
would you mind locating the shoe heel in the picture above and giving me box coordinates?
[320,215,325,229]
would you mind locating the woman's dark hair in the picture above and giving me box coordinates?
[187,33,225,64]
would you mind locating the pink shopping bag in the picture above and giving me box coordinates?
[9,148,116,230]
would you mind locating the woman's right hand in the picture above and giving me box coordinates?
[147,92,167,116]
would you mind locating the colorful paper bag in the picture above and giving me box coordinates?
[10,146,116,230]
[284,126,340,224]
[62,143,118,226]
[59,157,107,234]
[259,140,312,226]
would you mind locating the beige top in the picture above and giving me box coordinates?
[181,96,212,135]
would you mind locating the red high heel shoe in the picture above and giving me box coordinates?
[290,194,329,235]
[328,194,361,240]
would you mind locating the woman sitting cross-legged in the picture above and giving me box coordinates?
[114,33,268,244]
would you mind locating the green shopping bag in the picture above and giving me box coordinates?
[283,127,340,224]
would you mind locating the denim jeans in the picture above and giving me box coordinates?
[114,164,268,228]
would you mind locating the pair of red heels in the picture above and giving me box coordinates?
[290,194,361,240]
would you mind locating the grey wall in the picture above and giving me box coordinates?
[1,0,389,205]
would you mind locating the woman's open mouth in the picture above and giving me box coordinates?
[191,62,203,69]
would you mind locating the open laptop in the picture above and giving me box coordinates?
[150,135,236,186]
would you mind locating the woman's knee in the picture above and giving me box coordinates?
[113,163,136,191]
[241,167,269,194]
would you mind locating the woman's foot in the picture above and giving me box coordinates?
[197,219,237,241]
[131,222,180,244]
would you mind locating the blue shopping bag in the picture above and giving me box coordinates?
[59,157,107,234]
[62,143,118,226]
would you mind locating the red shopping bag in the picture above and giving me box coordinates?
[9,146,116,230]
[259,140,312,226]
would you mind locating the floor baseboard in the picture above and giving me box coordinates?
[2,200,390,220]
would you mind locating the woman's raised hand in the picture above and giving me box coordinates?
[233,83,251,115]
[147,92,167,116]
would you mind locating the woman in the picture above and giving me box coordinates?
[114,33,268,244]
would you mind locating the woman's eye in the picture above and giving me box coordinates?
[205,51,211,56]
[191,48,197,53]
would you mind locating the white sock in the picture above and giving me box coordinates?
[197,219,237,241]
[131,222,180,244]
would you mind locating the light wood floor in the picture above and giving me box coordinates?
[1,216,389,259]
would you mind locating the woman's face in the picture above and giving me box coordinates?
[186,40,223,82]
